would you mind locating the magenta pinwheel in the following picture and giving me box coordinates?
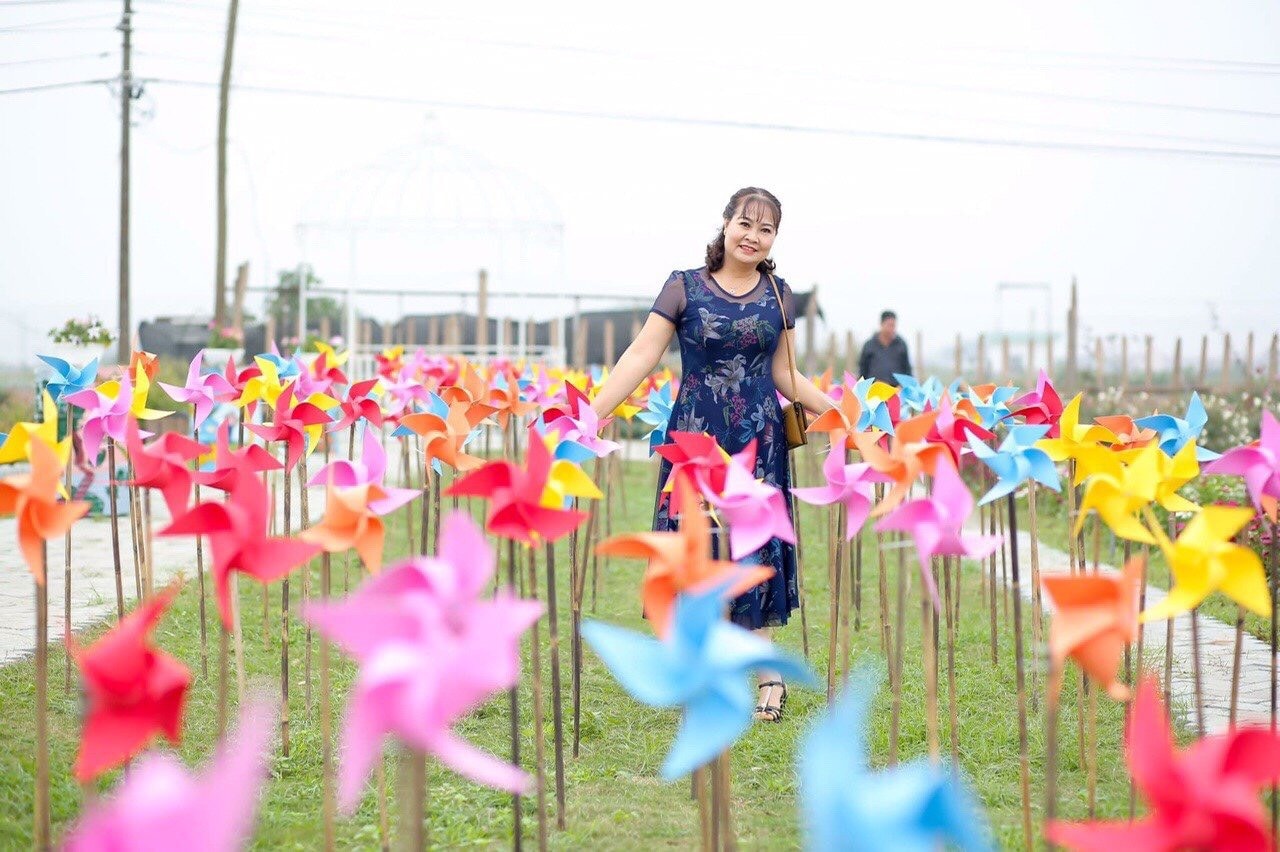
[308,427,417,516]
[791,437,879,539]
[334,378,385,432]
[66,373,138,462]
[158,351,235,427]
[123,418,205,518]
[246,382,335,471]
[1009,369,1064,439]
[1205,410,1280,522]
[304,511,543,810]
[700,440,796,560]
[541,382,620,458]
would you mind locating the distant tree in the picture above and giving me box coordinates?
[265,265,344,339]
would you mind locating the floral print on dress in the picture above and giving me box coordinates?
[650,267,800,631]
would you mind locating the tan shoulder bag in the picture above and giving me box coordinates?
[767,273,808,451]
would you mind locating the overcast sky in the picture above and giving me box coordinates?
[3,0,1279,369]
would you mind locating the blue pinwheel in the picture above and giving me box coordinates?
[969,384,1019,430]
[635,382,674,455]
[582,585,817,780]
[1134,391,1220,462]
[37,354,100,403]
[894,374,943,415]
[851,377,896,434]
[798,666,993,852]
[967,424,1061,505]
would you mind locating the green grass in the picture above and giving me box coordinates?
[1,455,1140,849]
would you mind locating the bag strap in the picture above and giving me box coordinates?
[767,273,800,404]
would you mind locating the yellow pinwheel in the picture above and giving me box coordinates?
[98,361,170,421]
[1074,449,1161,545]
[1037,394,1116,484]
[0,391,71,465]
[1141,505,1271,621]
[312,341,349,369]
[237,356,285,410]
[1151,441,1199,514]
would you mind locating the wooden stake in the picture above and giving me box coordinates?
[281,458,292,757]
[34,546,50,851]
[107,441,125,620]
[943,556,959,766]
[1191,607,1206,736]
[526,546,549,850]
[788,454,811,662]
[544,542,567,830]
[506,539,523,849]
[320,551,335,852]
[1006,495,1033,852]
[63,404,74,694]
[826,506,841,702]
[888,538,907,765]
[924,557,940,763]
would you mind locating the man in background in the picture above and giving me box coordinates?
[858,310,913,386]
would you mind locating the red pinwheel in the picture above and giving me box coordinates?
[334,378,384,431]
[445,425,587,544]
[195,420,282,493]
[246,382,334,471]
[159,470,321,628]
[310,348,349,386]
[1047,676,1280,850]
[655,431,731,501]
[1009,369,1064,438]
[123,417,205,518]
[924,393,994,468]
[69,585,191,781]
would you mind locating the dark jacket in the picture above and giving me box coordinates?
[858,335,912,386]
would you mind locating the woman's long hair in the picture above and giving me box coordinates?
[705,187,782,274]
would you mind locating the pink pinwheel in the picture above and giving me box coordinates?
[194,420,282,493]
[67,373,138,462]
[63,695,276,852]
[655,431,732,500]
[1009,369,1064,438]
[309,427,417,516]
[791,437,879,539]
[246,382,334,471]
[160,471,320,628]
[334,378,385,432]
[1047,676,1280,850]
[700,440,796,560]
[875,459,1002,605]
[158,351,235,428]
[123,418,205,518]
[925,392,995,468]
[304,511,543,810]
[1205,410,1280,522]
[542,382,620,458]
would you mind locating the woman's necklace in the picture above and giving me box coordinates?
[712,269,758,297]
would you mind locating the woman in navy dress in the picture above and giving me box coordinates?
[590,187,842,721]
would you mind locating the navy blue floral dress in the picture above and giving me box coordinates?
[650,267,799,630]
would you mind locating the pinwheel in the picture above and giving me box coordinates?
[851,376,898,434]
[398,393,495,474]
[374,345,405,380]
[304,512,543,810]
[875,459,1002,604]
[1092,414,1157,457]
[1140,504,1271,621]
[1135,391,1220,462]
[791,437,878,538]
[582,583,817,780]
[851,410,946,517]
[245,383,336,471]
[330,378,384,433]
[158,351,235,428]
[700,441,796,560]
[1046,677,1280,850]
[1008,369,1063,438]
[1073,444,1196,545]
[924,393,994,468]
[0,390,71,465]
[65,379,135,464]
[194,420,283,493]
[798,667,993,852]
[159,471,321,628]
[1041,556,1142,701]
[0,435,89,582]
[541,382,620,458]
[123,418,205,518]
[965,383,1019,431]
[807,380,862,449]
[129,350,160,382]
[69,586,192,781]
[310,342,350,386]
[63,695,277,852]
[655,431,733,500]
[445,427,587,545]
[37,353,99,403]
[236,356,287,411]
[894,373,944,416]
[308,427,417,515]
[533,430,605,508]
[98,360,171,423]
[439,362,488,407]
[966,425,1061,506]
[1205,410,1280,522]
[1036,394,1117,484]
[635,381,675,455]
[486,368,538,430]
[300,483,389,573]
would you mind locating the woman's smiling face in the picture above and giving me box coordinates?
[722,197,777,267]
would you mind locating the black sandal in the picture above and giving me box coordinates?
[753,680,787,723]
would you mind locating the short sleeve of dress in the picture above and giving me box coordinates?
[650,270,686,325]
[778,276,797,330]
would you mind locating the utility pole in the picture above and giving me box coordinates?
[214,0,241,329]
[117,0,133,365]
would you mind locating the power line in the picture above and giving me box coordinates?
[0,77,110,94]
[140,76,1280,165]
[0,11,114,29]
[0,50,109,66]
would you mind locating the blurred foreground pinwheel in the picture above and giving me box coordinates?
[37,353,99,404]
[1040,556,1142,701]
[1205,409,1280,522]
[582,583,816,779]
[798,666,992,852]
[0,435,89,582]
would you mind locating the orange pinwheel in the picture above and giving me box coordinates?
[595,474,772,636]
[300,483,386,573]
[852,410,946,517]
[1041,556,1143,701]
[486,367,537,430]
[1094,414,1158,458]
[400,398,497,473]
[0,436,89,583]
[808,386,861,449]
[440,362,489,407]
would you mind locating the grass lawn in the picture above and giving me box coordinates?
[0,454,1140,849]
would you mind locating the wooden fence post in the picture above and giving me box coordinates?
[476,269,489,350]
[605,320,617,369]
[845,331,857,375]
[1026,334,1035,386]
[1246,331,1256,384]
[1119,336,1129,391]
[1001,336,1011,381]
[1172,337,1183,390]
[1094,338,1105,389]
[915,331,925,378]
[1198,335,1209,388]
[1045,332,1054,378]
[976,333,986,380]
[827,332,839,375]
[1144,335,1153,390]
[1269,333,1279,388]
[952,333,962,378]
[1220,332,1232,392]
